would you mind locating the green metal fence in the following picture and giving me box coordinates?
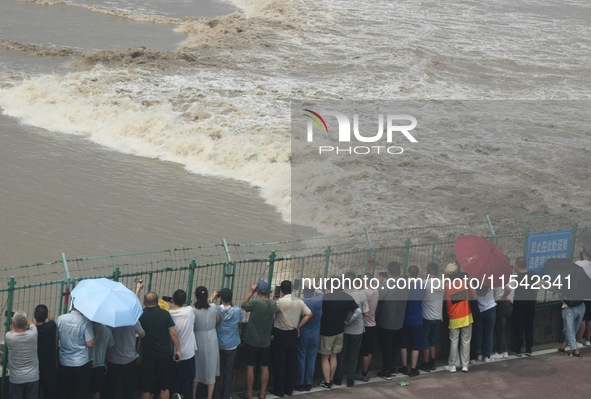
[1,212,590,396]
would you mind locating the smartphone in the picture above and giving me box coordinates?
[379,271,387,278]
[274,286,281,298]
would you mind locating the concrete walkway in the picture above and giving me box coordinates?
[267,346,590,399]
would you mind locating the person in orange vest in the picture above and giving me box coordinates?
[443,263,475,373]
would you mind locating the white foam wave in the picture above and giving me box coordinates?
[2,0,591,234]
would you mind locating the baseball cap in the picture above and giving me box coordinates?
[257,280,270,295]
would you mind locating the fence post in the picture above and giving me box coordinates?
[222,238,235,289]
[403,238,411,275]
[147,272,153,292]
[113,267,120,282]
[571,223,579,259]
[431,243,436,262]
[1,276,15,398]
[267,251,276,288]
[364,227,375,275]
[187,259,197,305]
[61,252,71,314]
[323,246,332,282]
[486,214,496,243]
[298,257,306,294]
[523,226,530,258]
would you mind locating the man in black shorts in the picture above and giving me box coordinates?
[240,280,277,399]
[138,291,182,399]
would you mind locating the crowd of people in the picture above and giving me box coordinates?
[5,241,591,399]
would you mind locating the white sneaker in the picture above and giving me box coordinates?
[501,352,509,359]
[585,341,591,346]
[444,364,457,373]
[484,356,493,363]
[576,342,584,349]
[476,354,483,361]
[491,353,502,360]
[461,366,469,373]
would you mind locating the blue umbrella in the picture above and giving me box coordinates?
[70,278,143,327]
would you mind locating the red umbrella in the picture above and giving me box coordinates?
[454,235,512,287]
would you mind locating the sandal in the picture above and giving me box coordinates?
[238,393,252,399]
[565,351,581,358]
[557,347,566,353]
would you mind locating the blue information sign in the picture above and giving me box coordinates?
[526,229,573,274]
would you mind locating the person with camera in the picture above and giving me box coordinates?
[240,280,276,399]
[193,286,220,399]
[169,289,197,399]
[214,288,242,399]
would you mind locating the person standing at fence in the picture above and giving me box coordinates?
[375,261,408,380]
[472,286,497,363]
[138,291,182,399]
[89,323,114,399]
[356,273,379,382]
[295,280,323,392]
[215,288,242,399]
[5,310,39,399]
[34,304,58,399]
[316,278,361,390]
[399,265,426,377]
[106,320,145,399]
[334,272,368,387]
[575,232,591,347]
[270,280,312,397]
[240,280,276,399]
[56,303,95,399]
[443,263,474,373]
[169,289,197,399]
[193,286,220,399]
[420,263,444,372]
[511,257,537,356]
[492,281,513,359]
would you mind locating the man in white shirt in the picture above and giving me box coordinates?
[271,280,312,397]
[169,289,197,399]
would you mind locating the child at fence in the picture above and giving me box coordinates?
[89,323,115,399]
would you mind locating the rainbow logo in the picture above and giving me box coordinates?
[303,109,329,135]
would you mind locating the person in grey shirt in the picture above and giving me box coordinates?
[56,305,95,399]
[106,321,145,399]
[334,272,369,387]
[421,262,444,371]
[5,310,39,399]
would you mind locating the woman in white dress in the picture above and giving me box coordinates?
[193,286,220,399]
